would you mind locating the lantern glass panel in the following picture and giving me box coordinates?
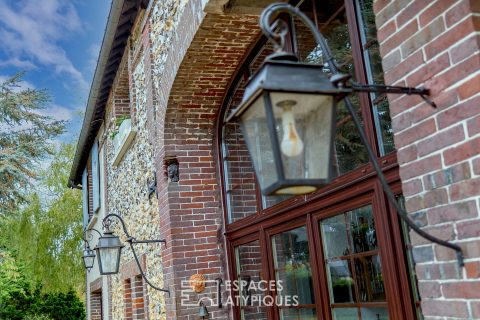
[239,94,278,191]
[83,253,95,269]
[98,247,121,274]
[269,92,335,194]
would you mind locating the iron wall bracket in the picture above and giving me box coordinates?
[103,213,170,294]
[260,3,464,267]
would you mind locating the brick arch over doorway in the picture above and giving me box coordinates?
[151,4,262,319]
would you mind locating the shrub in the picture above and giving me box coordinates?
[0,250,85,320]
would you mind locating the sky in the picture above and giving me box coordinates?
[0,0,111,144]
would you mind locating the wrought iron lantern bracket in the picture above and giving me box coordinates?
[102,213,170,294]
[82,228,103,248]
[258,3,463,266]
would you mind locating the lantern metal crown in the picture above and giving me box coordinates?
[229,3,463,266]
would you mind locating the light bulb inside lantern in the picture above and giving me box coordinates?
[277,100,304,157]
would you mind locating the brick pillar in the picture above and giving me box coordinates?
[132,275,146,320]
[112,62,131,119]
[374,0,480,318]
[147,0,261,317]
[124,279,133,320]
[90,290,103,320]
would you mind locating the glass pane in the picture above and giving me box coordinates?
[99,247,119,273]
[356,0,395,155]
[223,119,258,223]
[321,205,388,318]
[241,97,278,191]
[361,307,389,320]
[333,308,358,320]
[327,260,356,303]
[262,194,292,208]
[272,227,316,310]
[236,241,268,319]
[294,0,369,176]
[354,255,386,302]
[279,307,316,320]
[249,44,294,208]
[322,214,350,258]
[242,307,268,320]
[270,92,333,182]
[349,207,378,254]
[334,99,369,175]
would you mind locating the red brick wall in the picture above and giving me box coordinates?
[375,0,480,318]
[90,291,103,320]
[149,4,262,318]
[123,275,147,320]
[132,275,146,320]
[124,278,133,320]
[90,278,103,320]
[119,255,148,319]
[236,241,268,319]
[112,59,131,120]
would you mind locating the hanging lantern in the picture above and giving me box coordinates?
[94,230,124,275]
[82,248,96,270]
[230,54,349,195]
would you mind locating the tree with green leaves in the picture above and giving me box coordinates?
[0,73,65,214]
[1,142,84,295]
[0,249,36,317]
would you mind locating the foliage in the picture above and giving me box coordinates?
[332,276,354,288]
[0,250,35,317]
[0,142,84,294]
[0,249,85,320]
[23,315,53,320]
[30,290,85,320]
[0,73,65,214]
[109,114,131,139]
[0,250,30,310]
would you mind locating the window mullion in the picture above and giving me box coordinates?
[344,0,381,158]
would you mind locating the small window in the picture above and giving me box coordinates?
[82,166,89,229]
[109,55,135,167]
[355,0,394,155]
